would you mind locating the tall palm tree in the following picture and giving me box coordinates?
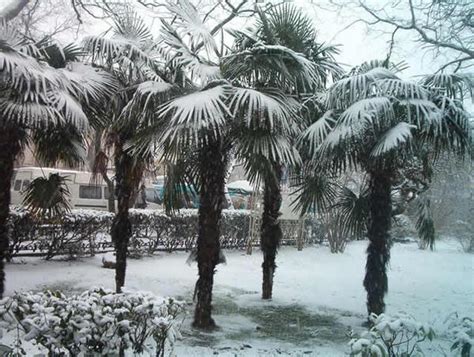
[130,0,322,329]
[226,4,343,299]
[298,61,471,317]
[0,20,114,297]
[81,8,174,293]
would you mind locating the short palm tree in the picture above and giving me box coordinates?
[0,20,114,297]
[298,62,471,316]
[226,3,343,299]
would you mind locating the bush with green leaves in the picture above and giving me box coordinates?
[0,288,182,356]
[349,313,435,357]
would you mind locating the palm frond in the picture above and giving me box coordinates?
[59,62,118,105]
[159,83,233,146]
[332,185,369,239]
[48,90,88,129]
[371,122,416,157]
[31,122,86,167]
[165,0,217,54]
[23,174,72,218]
[230,87,298,133]
[291,170,339,215]
[298,110,336,154]
[223,44,320,91]
[158,19,220,81]
[422,73,473,100]
[327,67,398,108]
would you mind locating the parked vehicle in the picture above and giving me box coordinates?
[10,167,160,211]
[147,177,234,209]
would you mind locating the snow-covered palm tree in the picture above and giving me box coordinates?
[0,20,115,297]
[225,3,343,300]
[82,8,175,293]
[130,0,328,328]
[298,62,472,317]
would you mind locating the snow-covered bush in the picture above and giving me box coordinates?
[0,288,183,356]
[440,313,473,357]
[349,313,435,357]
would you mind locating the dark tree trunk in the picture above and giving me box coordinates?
[111,143,133,293]
[261,163,283,300]
[0,127,23,298]
[364,169,392,316]
[193,140,227,330]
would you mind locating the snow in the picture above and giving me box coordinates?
[3,239,473,356]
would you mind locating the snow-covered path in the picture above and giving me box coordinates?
[4,239,473,355]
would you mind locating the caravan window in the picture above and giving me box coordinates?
[14,180,22,191]
[22,180,30,190]
[79,185,102,199]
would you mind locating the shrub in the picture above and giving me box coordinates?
[441,313,473,357]
[349,313,435,357]
[7,208,254,259]
[0,288,183,356]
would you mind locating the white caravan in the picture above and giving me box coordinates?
[10,167,160,211]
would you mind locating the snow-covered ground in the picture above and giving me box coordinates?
[4,238,473,356]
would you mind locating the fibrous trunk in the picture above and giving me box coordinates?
[111,143,134,293]
[193,140,227,329]
[364,169,392,316]
[261,163,282,300]
[0,127,22,298]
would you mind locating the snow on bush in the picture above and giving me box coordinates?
[349,313,435,357]
[0,288,183,356]
[440,313,473,357]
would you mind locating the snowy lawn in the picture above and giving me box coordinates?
[4,238,473,356]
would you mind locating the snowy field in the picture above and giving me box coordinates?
[4,238,473,356]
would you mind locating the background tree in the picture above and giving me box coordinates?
[328,0,473,73]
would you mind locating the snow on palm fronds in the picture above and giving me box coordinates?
[327,67,398,108]
[165,0,218,54]
[159,83,233,146]
[230,87,296,132]
[371,122,416,157]
[422,73,473,99]
[59,62,118,105]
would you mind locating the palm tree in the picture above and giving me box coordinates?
[226,4,342,299]
[130,0,323,329]
[0,20,114,297]
[81,8,174,293]
[298,61,471,317]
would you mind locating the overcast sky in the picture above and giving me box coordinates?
[1,0,466,81]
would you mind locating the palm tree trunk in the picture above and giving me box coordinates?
[0,127,22,298]
[261,163,283,300]
[193,141,227,329]
[364,169,392,316]
[111,143,133,293]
